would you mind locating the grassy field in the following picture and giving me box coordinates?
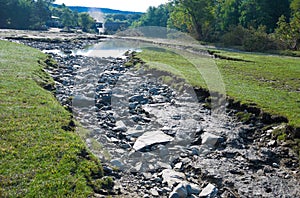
[137,47,300,127]
[0,40,112,197]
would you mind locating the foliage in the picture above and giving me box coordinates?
[221,25,250,46]
[291,0,300,13]
[131,0,298,51]
[132,4,171,27]
[0,1,96,32]
[51,4,96,32]
[168,0,215,41]
[0,0,54,30]
[242,26,278,51]
[0,40,110,197]
[215,0,242,32]
[275,13,300,50]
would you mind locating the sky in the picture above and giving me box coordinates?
[54,0,170,12]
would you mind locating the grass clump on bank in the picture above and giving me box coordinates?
[0,40,110,197]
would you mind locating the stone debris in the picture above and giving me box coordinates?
[16,37,300,198]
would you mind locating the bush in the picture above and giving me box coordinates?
[242,26,278,51]
[221,25,280,52]
[221,25,250,46]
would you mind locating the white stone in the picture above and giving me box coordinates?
[133,131,173,151]
[199,183,218,197]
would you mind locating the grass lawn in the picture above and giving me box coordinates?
[0,40,111,197]
[137,47,300,127]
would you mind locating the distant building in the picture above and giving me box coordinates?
[46,16,63,28]
[104,21,129,34]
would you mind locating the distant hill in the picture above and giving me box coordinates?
[52,4,144,15]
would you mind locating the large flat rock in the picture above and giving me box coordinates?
[133,131,173,151]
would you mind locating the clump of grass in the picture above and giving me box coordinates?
[235,111,253,124]
[0,40,110,197]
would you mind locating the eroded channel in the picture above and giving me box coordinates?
[17,38,300,198]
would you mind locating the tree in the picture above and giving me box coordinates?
[291,0,300,13]
[79,13,96,32]
[215,0,242,32]
[168,0,215,41]
[239,0,290,32]
[30,0,54,29]
[132,4,171,27]
[275,13,300,50]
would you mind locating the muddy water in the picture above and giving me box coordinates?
[17,38,300,198]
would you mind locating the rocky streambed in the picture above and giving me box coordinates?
[12,37,300,198]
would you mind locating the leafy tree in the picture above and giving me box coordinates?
[168,0,215,41]
[215,0,242,32]
[79,13,96,32]
[132,4,171,27]
[275,13,300,50]
[291,0,300,13]
[239,0,290,32]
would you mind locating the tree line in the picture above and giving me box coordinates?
[133,0,300,51]
[0,0,96,32]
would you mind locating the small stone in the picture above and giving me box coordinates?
[267,140,277,147]
[174,162,183,170]
[150,188,159,197]
[110,159,124,170]
[272,162,279,168]
[161,169,186,187]
[136,125,143,130]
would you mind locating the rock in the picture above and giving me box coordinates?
[72,95,94,107]
[169,192,180,198]
[150,188,159,197]
[133,131,173,151]
[161,169,186,187]
[112,120,127,132]
[110,159,124,170]
[172,183,188,198]
[199,183,218,198]
[267,140,277,147]
[190,145,200,156]
[201,132,222,148]
[129,95,148,104]
[136,125,143,130]
[184,182,201,195]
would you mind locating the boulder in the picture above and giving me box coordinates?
[173,183,188,198]
[201,132,222,148]
[133,131,173,151]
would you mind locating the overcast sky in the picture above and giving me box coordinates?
[54,0,169,12]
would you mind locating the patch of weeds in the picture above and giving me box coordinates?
[235,111,253,124]
[272,127,287,141]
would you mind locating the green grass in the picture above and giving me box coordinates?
[0,40,109,197]
[137,47,300,127]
